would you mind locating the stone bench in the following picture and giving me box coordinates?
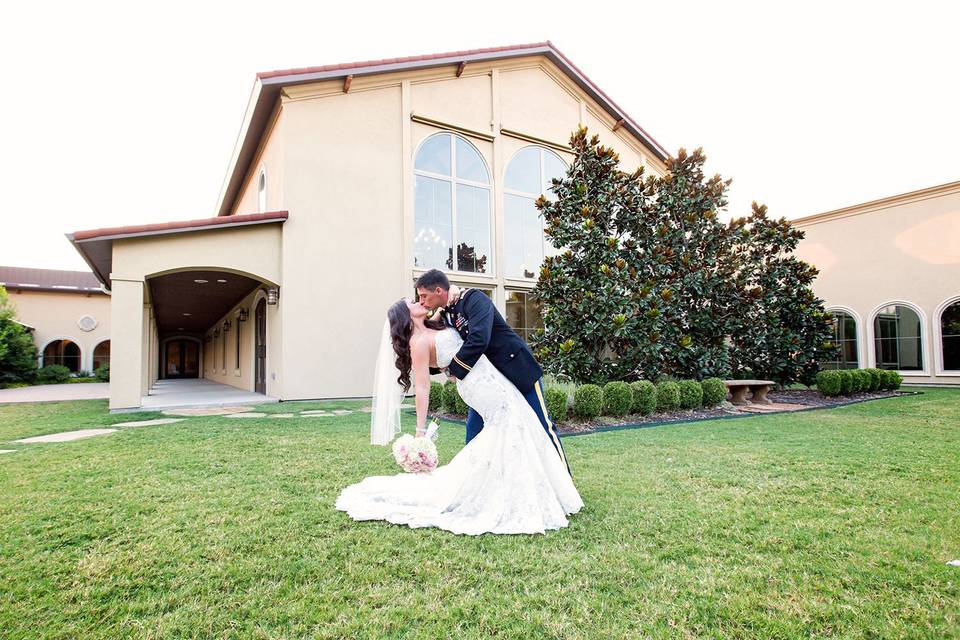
[724,379,775,405]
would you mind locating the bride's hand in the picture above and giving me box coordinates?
[415,428,426,438]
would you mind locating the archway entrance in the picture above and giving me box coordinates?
[43,339,81,372]
[164,339,200,379]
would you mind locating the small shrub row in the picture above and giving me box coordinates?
[815,368,902,397]
[436,376,732,422]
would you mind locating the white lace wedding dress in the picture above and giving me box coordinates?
[336,328,583,535]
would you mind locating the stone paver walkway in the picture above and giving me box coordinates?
[0,383,109,404]
[224,412,267,418]
[15,428,117,443]
[112,418,185,428]
[163,406,250,417]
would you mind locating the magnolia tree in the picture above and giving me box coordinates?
[0,286,38,384]
[531,127,834,386]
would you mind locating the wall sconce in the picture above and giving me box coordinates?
[223,319,232,333]
[213,328,220,338]
[238,309,249,322]
[266,288,279,305]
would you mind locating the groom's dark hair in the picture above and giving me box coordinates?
[415,269,450,291]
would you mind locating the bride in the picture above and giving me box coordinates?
[335,299,583,535]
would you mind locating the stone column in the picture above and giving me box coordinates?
[109,277,145,410]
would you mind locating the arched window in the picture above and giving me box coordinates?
[874,304,923,371]
[43,339,81,372]
[504,146,567,279]
[825,310,858,369]
[93,340,110,370]
[941,300,960,371]
[413,133,491,273]
[257,170,267,213]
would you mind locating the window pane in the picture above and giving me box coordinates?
[942,303,960,370]
[415,134,451,175]
[455,184,490,273]
[543,150,566,197]
[505,194,544,279]
[414,175,453,269]
[506,291,526,334]
[505,147,541,194]
[874,305,923,370]
[455,137,489,183]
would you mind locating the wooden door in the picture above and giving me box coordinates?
[255,298,267,394]
[165,340,199,378]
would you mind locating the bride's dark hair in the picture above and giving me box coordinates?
[387,299,445,392]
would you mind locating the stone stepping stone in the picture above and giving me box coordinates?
[360,406,373,413]
[301,410,330,415]
[0,449,16,454]
[400,403,415,409]
[112,418,185,428]
[224,412,267,419]
[948,560,960,567]
[303,413,335,418]
[15,429,117,443]
[271,413,294,418]
[163,406,250,417]
[332,410,353,415]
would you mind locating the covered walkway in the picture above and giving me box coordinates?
[134,378,277,413]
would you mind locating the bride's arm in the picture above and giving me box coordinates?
[410,337,431,437]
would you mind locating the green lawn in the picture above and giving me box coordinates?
[1,390,958,639]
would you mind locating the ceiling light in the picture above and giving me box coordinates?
[217,279,227,283]
[178,327,184,331]
[182,313,191,316]
[193,279,208,284]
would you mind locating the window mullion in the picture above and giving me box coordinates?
[450,137,458,272]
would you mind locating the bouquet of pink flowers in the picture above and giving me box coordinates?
[392,433,438,474]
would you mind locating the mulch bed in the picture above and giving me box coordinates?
[430,389,913,436]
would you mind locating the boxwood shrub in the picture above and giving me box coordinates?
[35,364,71,385]
[880,369,903,390]
[865,368,882,391]
[544,387,569,422]
[848,369,864,393]
[837,370,852,395]
[656,380,680,412]
[442,380,468,415]
[677,380,703,409]
[815,370,841,397]
[429,381,443,411]
[602,381,633,417]
[630,380,657,415]
[573,384,603,419]
[700,377,726,407]
[94,363,110,382]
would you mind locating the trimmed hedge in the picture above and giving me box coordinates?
[94,363,110,382]
[677,380,703,409]
[816,370,841,397]
[35,364,71,384]
[630,380,657,415]
[544,387,569,422]
[656,381,680,412]
[849,369,864,393]
[573,384,603,419]
[865,368,882,391]
[837,370,852,395]
[880,369,903,390]
[429,381,443,411]
[700,378,726,406]
[602,381,633,417]
[442,380,468,415]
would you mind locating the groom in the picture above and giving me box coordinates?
[415,269,570,474]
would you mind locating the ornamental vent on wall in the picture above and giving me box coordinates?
[78,315,98,332]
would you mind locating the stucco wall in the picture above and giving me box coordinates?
[234,106,284,215]
[794,183,960,384]
[7,290,111,372]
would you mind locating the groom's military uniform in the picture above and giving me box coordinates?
[439,288,570,474]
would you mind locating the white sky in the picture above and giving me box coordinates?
[1,0,957,271]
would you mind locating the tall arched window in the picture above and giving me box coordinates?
[940,300,960,371]
[504,146,567,279]
[825,310,858,369]
[874,304,923,371]
[257,170,267,213]
[413,133,491,273]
